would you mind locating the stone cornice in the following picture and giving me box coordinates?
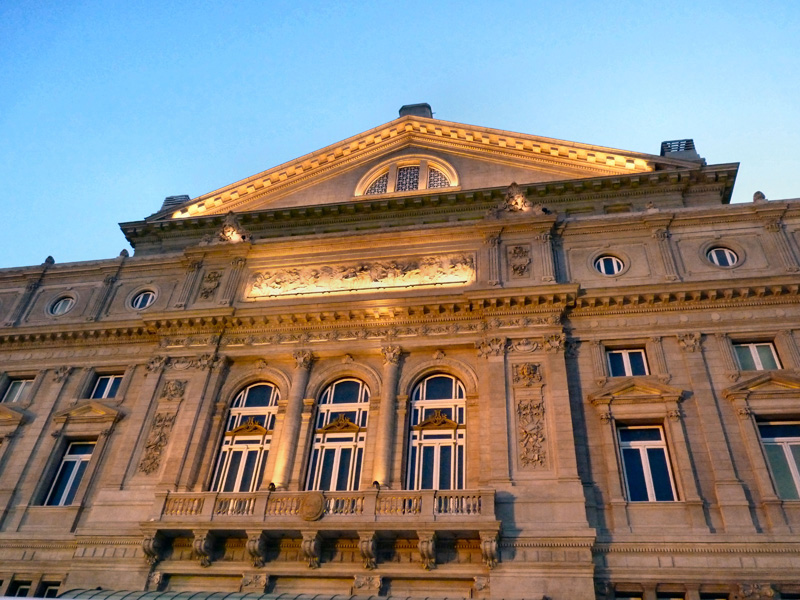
[593,541,800,554]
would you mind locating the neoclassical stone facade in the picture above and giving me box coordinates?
[1,105,799,599]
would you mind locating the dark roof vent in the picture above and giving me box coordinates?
[399,103,433,119]
[160,195,190,211]
[659,139,703,162]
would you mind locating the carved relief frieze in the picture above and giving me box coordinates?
[147,353,225,371]
[138,412,177,475]
[247,253,475,299]
[508,244,531,277]
[517,391,546,468]
[354,575,381,592]
[198,271,222,299]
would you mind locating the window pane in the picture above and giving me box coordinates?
[354,448,363,491]
[47,461,77,505]
[240,450,259,492]
[647,448,675,501]
[336,448,352,491]
[331,380,360,403]
[608,352,626,377]
[421,446,435,489]
[408,446,416,488]
[622,448,648,501]
[457,445,464,489]
[425,376,453,399]
[319,449,335,491]
[64,460,89,505]
[628,351,647,375]
[395,166,420,191]
[764,444,799,499]
[619,428,662,442]
[107,376,122,398]
[759,423,800,438]
[223,452,242,492]
[439,445,452,490]
[735,345,756,370]
[244,384,272,407]
[756,344,779,369]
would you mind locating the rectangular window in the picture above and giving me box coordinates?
[8,581,32,597]
[90,374,123,399]
[37,583,61,598]
[44,441,96,506]
[607,349,649,377]
[758,422,800,499]
[734,342,781,371]
[2,378,33,403]
[618,426,676,501]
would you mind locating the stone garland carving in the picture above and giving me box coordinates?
[146,354,224,372]
[677,332,703,352]
[157,334,221,349]
[476,337,506,358]
[517,394,546,468]
[353,575,381,591]
[160,380,186,402]
[510,339,540,353]
[247,253,475,299]
[508,245,531,277]
[138,412,177,474]
[513,363,542,386]
[199,271,222,299]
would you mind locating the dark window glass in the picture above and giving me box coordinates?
[621,448,648,501]
[425,376,453,399]
[319,449,335,491]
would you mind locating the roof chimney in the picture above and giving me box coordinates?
[399,103,433,119]
[659,139,703,163]
[160,195,190,211]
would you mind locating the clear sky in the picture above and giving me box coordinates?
[1,1,798,269]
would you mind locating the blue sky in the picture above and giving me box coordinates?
[1,1,798,269]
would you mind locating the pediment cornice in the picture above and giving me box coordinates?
[723,372,800,402]
[53,400,121,425]
[152,115,689,222]
[0,404,26,429]
[590,378,684,407]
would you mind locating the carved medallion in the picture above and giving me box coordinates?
[300,492,326,521]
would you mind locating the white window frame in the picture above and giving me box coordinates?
[617,425,677,502]
[131,289,156,309]
[306,378,370,492]
[44,441,96,506]
[594,255,624,275]
[733,342,781,371]
[2,378,34,403]
[90,374,123,399]
[50,296,75,316]
[212,382,280,493]
[407,374,466,491]
[707,246,738,267]
[606,349,649,377]
[757,421,800,500]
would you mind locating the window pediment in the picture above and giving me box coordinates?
[318,414,360,433]
[590,378,684,408]
[723,372,800,403]
[414,408,460,430]
[0,404,26,429]
[225,417,269,436]
[52,400,121,425]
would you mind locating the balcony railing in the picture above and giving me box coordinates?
[154,488,495,525]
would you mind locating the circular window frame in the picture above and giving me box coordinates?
[700,240,745,270]
[126,287,159,312]
[130,289,157,310]
[49,295,76,317]
[354,154,459,197]
[590,251,630,277]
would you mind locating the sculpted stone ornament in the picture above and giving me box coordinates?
[513,363,542,386]
[301,531,322,568]
[53,366,72,383]
[241,574,268,591]
[678,332,702,353]
[480,530,499,569]
[508,245,532,277]
[247,253,475,299]
[517,395,546,467]
[544,333,566,353]
[146,355,167,373]
[160,380,186,401]
[510,339,540,353]
[142,532,166,566]
[735,583,774,600]
[138,412,177,475]
[476,337,506,358]
[147,571,163,590]
[246,531,267,568]
[199,271,222,299]
[300,491,326,521]
[417,532,437,570]
[294,350,314,370]
[753,190,767,203]
[381,345,402,365]
[192,530,215,567]
[353,575,381,591]
[358,532,377,570]
[473,576,489,591]
[200,212,250,245]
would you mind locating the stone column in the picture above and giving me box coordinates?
[537,231,556,282]
[676,332,756,532]
[271,350,314,490]
[372,345,402,488]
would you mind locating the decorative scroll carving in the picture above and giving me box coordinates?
[480,530,499,569]
[301,531,322,568]
[138,412,177,474]
[246,531,267,568]
[510,339,539,353]
[192,530,215,567]
[199,271,222,299]
[417,532,437,570]
[53,366,71,382]
[508,245,531,277]
[142,532,166,566]
[381,345,402,365]
[248,253,475,299]
[476,337,506,358]
[513,363,542,386]
[544,333,565,353]
[160,380,186,402]
[354,575,381,591]
[293,350,314,370]
[599,411,612,424]
[358,532,377,570]
[146,355,167,373]
[517,394,546,467]
[241,574,268,591]
[677,332,702,352]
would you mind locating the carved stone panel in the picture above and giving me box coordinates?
[517,390,547,468]
[508,244,532,277]
[138,412,177,475]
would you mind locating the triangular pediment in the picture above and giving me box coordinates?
[226,417,268,436]
[53,400,121,424]
[414,409,460,430]
[590,378,684,406]
[723,372,800,400]
[318,414,360,433]
[0,404,25,428]
[153,114,694,221]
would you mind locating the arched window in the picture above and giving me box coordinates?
[306,379,370,491]
[211,382,279,493]
[407,374,466,490]
[355,156,458,196]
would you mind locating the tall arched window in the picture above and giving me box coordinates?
[211,382,279,493]
[407,374,466,490]
[306,379,370,491]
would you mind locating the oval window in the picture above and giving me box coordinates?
[594,255,624,275]
[50,296,75,316]
[707,247,738,267]
[131,290,156,309]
